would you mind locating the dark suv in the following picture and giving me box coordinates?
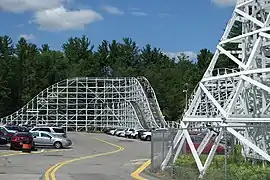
[0,131,8,145]
[0,127,15,142]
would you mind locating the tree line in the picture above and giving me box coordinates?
[0,34,237,121]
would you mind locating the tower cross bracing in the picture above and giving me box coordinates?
[163,0,270,178]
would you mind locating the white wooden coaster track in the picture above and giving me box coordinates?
[0,77,167,131]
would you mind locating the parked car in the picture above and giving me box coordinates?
[0,137,7,145]
[0,131,8,145]
[125,128,135,137]
[18,126,30,132]
[103,127,115,134]
[115,128,126,137]
[139,128,166,141]
[0,126,17,134]
[128,130,136,138]
[31,131,72,149]
[21,124,33,131]
[108,129,117,135]
[139,130,149,139]
[140,131,151,141]
[5,125,29,132]
[109,128,122,136]
[115,128,134,137]
[10,132,35,150]
[30,127,67,138]
[185,135,225,154]
[130,129,146,139]
[0,127,15,142]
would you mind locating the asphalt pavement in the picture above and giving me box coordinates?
[0,132,151,180]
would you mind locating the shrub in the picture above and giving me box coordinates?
[174,145,270,180]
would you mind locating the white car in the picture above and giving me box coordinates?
[109,129,117,135]
[115,128,126,136]
[117,131,126,137]
[116,128,136,137]
[130,131,138,138]
[140,131,151,141]
[125,128,135,137]
[130,129,147,139]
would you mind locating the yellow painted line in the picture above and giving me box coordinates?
[131,159,151,180]
[44,137,124,180]
[0,152,22,157]
[32,149,72,154]
[0,150,19,156]
[0,151,13,156]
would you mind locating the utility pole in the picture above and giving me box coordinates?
[183,89,188,112]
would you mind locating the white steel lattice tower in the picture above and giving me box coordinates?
[0,77,167,131]
[162,0,270,178]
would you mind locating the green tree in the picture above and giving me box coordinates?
[197,48,213,77]
[0,36,14,116]
[0,34,216,123]
[62,35,95,77]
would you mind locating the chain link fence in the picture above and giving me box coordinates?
[151,129,178,173]
[150,126,270,180]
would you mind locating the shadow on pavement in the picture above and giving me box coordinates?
[0,145,73,153]
[35,146,73,150]
[0,145,10,150]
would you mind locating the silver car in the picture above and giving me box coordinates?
[30,127,67,138]
[31,131,72,149]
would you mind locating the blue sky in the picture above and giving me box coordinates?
[0,0,236,59]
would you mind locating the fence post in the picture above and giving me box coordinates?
[151,129,154,171]
[171,129,176,179]
[224,127,228,180]
[162,131,165,162]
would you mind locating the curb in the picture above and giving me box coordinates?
[143,168,172,180]
[131,159,151,180]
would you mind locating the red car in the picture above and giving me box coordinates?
[10,132,35,150]
[185,135,225,154]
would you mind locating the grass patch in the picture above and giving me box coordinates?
[173,145,270,180]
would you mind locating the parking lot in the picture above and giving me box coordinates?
[0,132,151,180]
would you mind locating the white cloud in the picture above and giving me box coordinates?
[102,5,124,15]
[19,34,35,40]
[1,0,103,32]
[33,6,103,31]
[129,7,140,11]
[158,13,172,18]
[0,0,67,13]
[131,11,148,16]
[212,0,236,7]
[165,51,198,61]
